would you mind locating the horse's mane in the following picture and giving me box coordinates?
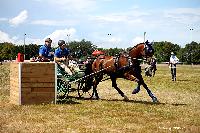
[129,42,144,51]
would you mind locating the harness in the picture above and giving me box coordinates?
[113,55,138,75]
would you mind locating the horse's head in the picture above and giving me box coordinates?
[129,41,154,59]
[144,41,154,58]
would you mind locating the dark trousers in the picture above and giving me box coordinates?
[171,64,176,80]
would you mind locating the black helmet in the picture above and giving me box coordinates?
[58,40,65,46]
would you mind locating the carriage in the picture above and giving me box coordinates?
[56,58,95,101]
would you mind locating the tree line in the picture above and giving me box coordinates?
[0,39,199,64]
[153,41,200,64]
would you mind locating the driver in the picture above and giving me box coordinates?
[54,40,72,75]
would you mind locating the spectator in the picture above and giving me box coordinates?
[169,52,179,81]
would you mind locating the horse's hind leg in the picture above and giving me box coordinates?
[153,66,157,77]
[110,75,129,101]
[93,80,99,100]
[152,70,155,77]
[92,73,104,99]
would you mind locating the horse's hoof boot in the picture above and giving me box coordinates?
[123,95,129,101]
[152,97,159,103]
[132,89,140,94]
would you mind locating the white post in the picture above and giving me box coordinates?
[107,33,112,55]
[189,28,194,43]
[67,34,70,45]
[24,33,26,60]
[144,32,146,43]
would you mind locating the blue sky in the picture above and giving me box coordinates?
[0,0,200,48]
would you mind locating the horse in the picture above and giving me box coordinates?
[86,42,158,103]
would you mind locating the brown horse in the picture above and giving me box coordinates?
[87,42,158,102]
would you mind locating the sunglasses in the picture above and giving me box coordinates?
[46,41,52,43]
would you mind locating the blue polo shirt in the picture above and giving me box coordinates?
[39,45,52,58]
[54,47,70,58]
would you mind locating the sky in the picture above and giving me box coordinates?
[0,0,200,48]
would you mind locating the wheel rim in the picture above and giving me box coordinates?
[78,80,94,99]
[57,79,70,100]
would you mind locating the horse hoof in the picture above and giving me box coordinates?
[132,88,140,94]
[152,97,159,103]
[123,95,129,101]
[95,97,99,100]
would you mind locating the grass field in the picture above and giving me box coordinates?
[0,63,200,133]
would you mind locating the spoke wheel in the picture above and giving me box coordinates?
[77,79,94,99]
[57,78,70,100]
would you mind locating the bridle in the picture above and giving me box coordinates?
[143,42,154,59]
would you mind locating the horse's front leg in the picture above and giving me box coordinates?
[132,83,141,94]
[141,81,159,103]
[134,77,158,103]
[110,74,129,101]
[132,67,159,103]
[123,72,141,94]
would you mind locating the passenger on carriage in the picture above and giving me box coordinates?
[38,38,54,62]
[54,40,73,75]
[92,50,104,57]
[92,50,105,61]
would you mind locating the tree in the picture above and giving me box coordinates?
[68,39,97,59]
[104,48,124,56]
[24,44,40,60]
[153,41,180,62]
[181,42,200,64]
[0,42,15,60]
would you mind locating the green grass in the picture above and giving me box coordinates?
[0,63,200,133]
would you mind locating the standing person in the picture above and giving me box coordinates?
[54,40,72,75]
[169,52,179,81]
[150,55,157,77]
[145,55,157,77]
[38,38,54,62]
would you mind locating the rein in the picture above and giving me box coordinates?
[68,57,146,84]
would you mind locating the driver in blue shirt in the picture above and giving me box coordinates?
[38,38,54,61]
[54,40,72,75]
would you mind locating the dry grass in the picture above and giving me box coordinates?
[0,63,200,133]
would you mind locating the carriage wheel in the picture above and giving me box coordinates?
[57,78,70,99]
[77,79,94,99]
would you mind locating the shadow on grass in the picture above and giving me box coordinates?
[100,98,187,106]
[99,98,164,105]
[127,100,187,106]
[171,103,187,106]
[56,96,99,104]
[176,79,190,82]
[57,96,187,106]
[56,96,81,104]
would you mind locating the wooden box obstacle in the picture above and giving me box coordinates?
[10,62,57,105]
